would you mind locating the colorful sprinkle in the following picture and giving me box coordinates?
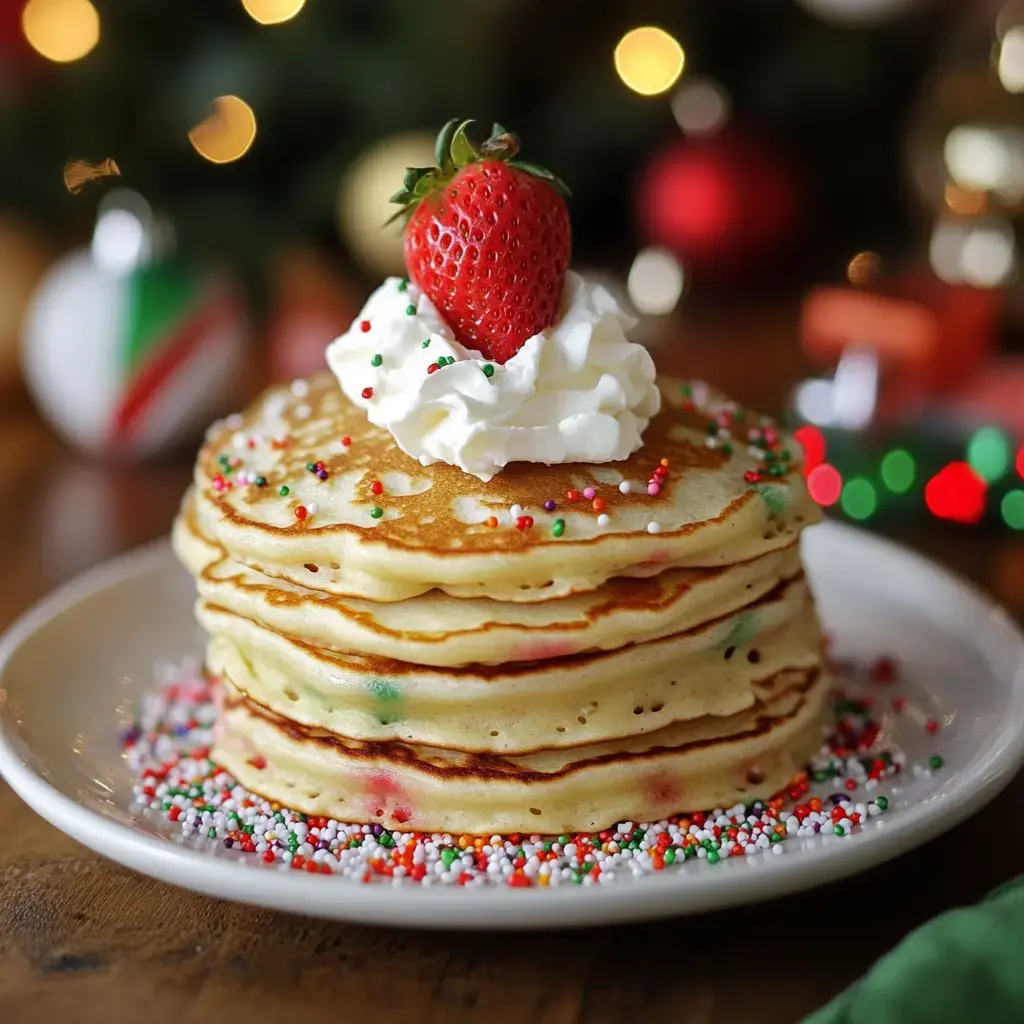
[619,481,632,494]
[422,339,431,348]
[427,364,439,374]
[543,499,557,512]
[371,480,384,495]
[398,280,407,292]
[647,522,661,534]
[360,320,371,333]
[592,498,606,513]
[294,505,308,520]
[124,657,927,889]
[405,304,416,316]
[370,506,384,519]
[279,485,290,497]
[583,487,596,500]
[482,364,495,378]
[371,354,383,367]
[566,489,580,502]
[551,518,565,537]
[341,436,352,447]
[515,515,534,530]
[597,514,610,527]
[647,483,661,496]
[486,516,498,528]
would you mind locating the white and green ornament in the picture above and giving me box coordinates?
[21,192,247,458]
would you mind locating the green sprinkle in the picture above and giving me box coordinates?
[706,423,719,435]
[706,850,720,864]
[422,339,431,348]
[397,279,407,292]
[552,518,565,538]
[769,831,781,843]
[405,304,416,316]
[279,485,290,497]
[371,353,383,367]
[663,848,676,865]
[722,443,733,456]
[929,755,944,770]
[875,796,889,811]
[441,848,457,868]
[482,363,494,378]
[570,870,583,885]
[378,832,396,849]
[255,475,267,487]
[306,462,316,472]
[370,505,384,519]
[207,828,216,839]
[557,835,570,845]
[833,824,845,837]
[542,842,552,853]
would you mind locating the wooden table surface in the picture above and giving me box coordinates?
[2,315,1024,1024]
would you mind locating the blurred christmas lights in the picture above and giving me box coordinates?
[1003,490,1024,529]
[840,478,878,521]
[967,426,1011,482]
[999,26,1024,93]
[189,96,257,165]
[614,27,685,97]
[626,248,685,315]
[671,78,729,137]
[241,0,306,25]
[1017,443,1024,479]
[846,251,881,286]
[21,0,99,63]
[337,132,435,276]
[807,463,843,507]
[924,462,987,524]
[880,449,916,493]
[794,425,826,475]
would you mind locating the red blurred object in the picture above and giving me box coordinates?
[266,248,360,382]
[801,275,1000,425]
[794,424,826,474]
[0,2,36,74]
[924,462,987,524]
[637,134,798,279]
[1018,442,1024,480]
[807,463,842,506]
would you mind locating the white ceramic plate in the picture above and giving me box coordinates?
[1,523,1023,930]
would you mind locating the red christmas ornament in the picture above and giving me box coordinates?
[636,134,799,279]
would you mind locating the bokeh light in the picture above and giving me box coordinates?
[924,462,987,524]
[189,96,257,164]
[1016,442,1024,479]
[22,0,99,63]
[807,463,843,507]
[999,26,1024,93]
[337,131,436,276]
[846,251,880,286]
[241,0,306,25]
[967,426,1011,482]
[841,478,878,520]
[1003,490,1024,530]
[880,449,916,493]
[627,247,685,315]
[671,78,729,137]
[793,424,826,475]
[614,27,685,97]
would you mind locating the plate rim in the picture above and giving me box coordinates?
[2,523,1024,930]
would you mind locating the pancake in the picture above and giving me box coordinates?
[175,507,805,668]
[186,373,820,603]
[200,579,822,753]
[214,665,829,834]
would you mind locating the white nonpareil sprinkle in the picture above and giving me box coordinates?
[647,522,661,534]
[291,379,310,398]
[597,514,610,527]
[509,504,523,520]
[306,502,319,515]
[618,481,632,494]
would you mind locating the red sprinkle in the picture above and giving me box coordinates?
[566,489,580,502]
[515,515,534,530]
[427,363,439,374]
[871,656,898,684]
[592,498,606,512]
[371,480,383,495]
[342,436,352,446]
[654,465,668,478]
[926,719,940,735]
[361,387,374,400]
[744,470,761,484]
[360,320,371,332]
[295,505,308,520]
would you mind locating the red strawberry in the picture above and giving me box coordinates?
[390,120,571,364]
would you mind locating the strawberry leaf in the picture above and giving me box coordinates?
[508,160,572,198]
[450,119,479,168]
[434,119,461,173]
[403,166,435,192]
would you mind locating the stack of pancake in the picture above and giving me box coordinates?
[174,373,827,834]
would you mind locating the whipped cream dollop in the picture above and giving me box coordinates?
[326,271,661,482]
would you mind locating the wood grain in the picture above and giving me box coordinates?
[1,318,1022,1023]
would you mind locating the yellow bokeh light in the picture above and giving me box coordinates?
[22,0,100,64]
[614,26,685,97]
[241,0,307,25]
[189,96,258,165]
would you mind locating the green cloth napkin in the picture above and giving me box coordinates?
[805,877,1024,1024]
